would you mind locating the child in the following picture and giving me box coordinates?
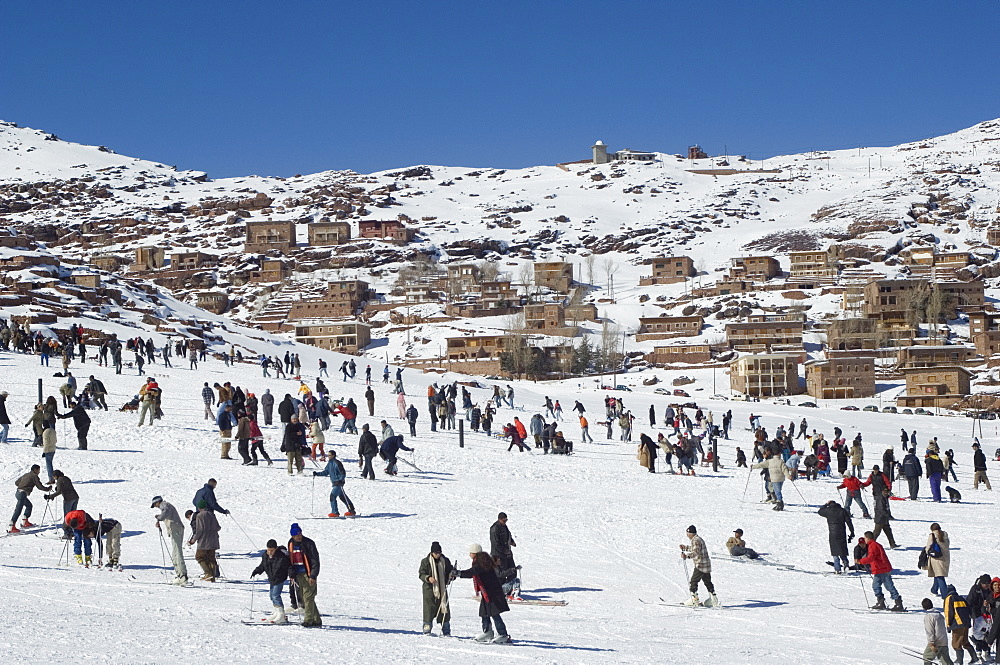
[309,420,325,461]
[735,447,747,468]
[251,539,291,623]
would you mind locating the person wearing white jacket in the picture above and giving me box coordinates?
[921,598,954,664]
[752,451,791,511]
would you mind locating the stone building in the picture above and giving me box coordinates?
[897,345,979,368]
[293,321,370,354]
[645,343,713,365]
[523,303,576,336]
[196,292,229,314]
[245,220,297,253]
[249,259,292,284]
[170,251,216,270]
[533,261,574,293]
[446,334,509,360]
[730,256,781,282]
[788,250,838,279]
[131,246,166,272]
[973,331,1000,358]
[636,315,703,342]
[725,321,803,353]
[446,263,481,293]
[896,366,973,409]
[591,141,657,164]
[729,354,801,397]
[359,220,412,244]
[289,280,371,320]
[92,254,124,273]
[804,355,876,399]
[307,221,352,246]
[639,256,696,286]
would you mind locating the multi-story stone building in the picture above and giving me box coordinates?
[245,220,297,253]
[725,321,803,353]
[293,321,371,354]
[729,354,801,397]
[730,256,781,282]
[636,315,703,342]
[639,256,696,286]
[307,221,352,246]
[804,355,876,399]
[896,366,973,409]
[533,261,574,293]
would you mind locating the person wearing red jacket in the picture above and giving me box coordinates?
[837,471,871,519]
[65,509,95,565]
[857,531,904,612]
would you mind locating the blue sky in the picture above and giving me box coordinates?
[2,1,997,177]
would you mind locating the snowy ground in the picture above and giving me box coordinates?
[0,347,995,664]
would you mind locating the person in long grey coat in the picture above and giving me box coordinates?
[188,500,221,582]
[152,496,188,584]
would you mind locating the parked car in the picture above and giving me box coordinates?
[601,385,633,392]
[901,408,914,415]
[654,388,671,396]
[710,394,730,401]
[882,406,898,414]
[840,405,860,411]
[673,389,691,398]
[914,408,935,416]
[798,401,818,408]
[862,405,879,412]
[986,412,998,420]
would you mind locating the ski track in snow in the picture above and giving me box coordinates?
[0,348,993,664]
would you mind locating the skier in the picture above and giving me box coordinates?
[458,544,511,644]
[288,523,322,627]
[192,479,230,516]
[151,496,189,584]
[921,598,953,664]
[379,434,413,476]
[490,512,517,570]
[972,443,991,490]
[752,450,790,511]
[251,539,291,623]
[818,500,855,574]
[680,525,719,607]
[87,516,123,569]
[65,509,96,566]
[419,541,455,636]
[0,389,9,444]
[189,500,222,582]
[313,451,356,517]
[8,464,49,533]
[837,471,871,519]
[857,532,904,611]
[44,470,79,539]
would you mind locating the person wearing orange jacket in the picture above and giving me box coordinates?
[857,531,904,612]
[513,417,527,441]
[579,415,593,444]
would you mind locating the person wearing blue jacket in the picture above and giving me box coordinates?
[380,435,413,476]
[216,404,238,460]
[193,479,230,515]
[313,451,356,517]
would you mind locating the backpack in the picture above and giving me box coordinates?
[927,537,943,559]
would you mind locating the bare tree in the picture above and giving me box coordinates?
[584,253,597,286]
[602,257,620,299]
[518,261,535,303]
[478,260,499,283]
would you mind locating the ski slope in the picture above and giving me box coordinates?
[0,345,994,664]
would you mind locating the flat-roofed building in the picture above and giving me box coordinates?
[730,354,801,397]
[293,321,370,354]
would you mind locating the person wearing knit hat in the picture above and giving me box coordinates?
[251,538,291,623]
[288,524,322,627]
[188,500,221,582]
[681,525,719,607]
[420,541,455,635]
[151,496,188,585]
[457,544,512,644]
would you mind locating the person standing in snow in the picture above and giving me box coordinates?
[313,451,356,517]
[288,523,321,627]
[752,450,790,511]
[282,416,306,476]
[0,390,10,444]
[458,544,511,644]
[8,464,49,533]
[837,470,871,518]
[857,532,904,611]
[65,509,96,566]
[921,598,953,664]
[380,434,413,476]
[972,442,991,490]
[490,512,517,570]
[192,479,230,516]
[216,403,237,460]
[57,400,91,450]
[201,382,213,421]
[680,525,719,607]
[260,389,275,426]
[365,386,375,417]
[151,496,188,584]
[189,500,222,582]
[251,539,291,624]
[943,585,977,665]
[902,448,923,500]
[925,523,951,598]
[420,541,455,636]
[818,500,855,574]
[406,404,418,437]
[44,470,79,539]
[358,423,379,480]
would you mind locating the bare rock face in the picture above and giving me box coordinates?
[681,304,697,316]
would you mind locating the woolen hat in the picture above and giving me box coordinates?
[430,541,442,554]
[150,495,163,508]
[196,500,208,509]
[686,525,697,534]
[290,523,302,536]
[469,543,482,554]
[266,539,278,549]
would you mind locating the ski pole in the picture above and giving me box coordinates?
[789,478,807,503]
[740,469,753,503]
[311,476,315,517]
[227,513,259,551]
[59,538,70,567]
[249,582,254,621]
[157,530,170,579]
[858,569,870,607]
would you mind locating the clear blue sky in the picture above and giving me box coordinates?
[3,1,997,177]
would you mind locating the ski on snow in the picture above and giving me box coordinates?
[640,597,723,609]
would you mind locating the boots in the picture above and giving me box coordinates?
[705,593,721,608]
[221,441,233,460]
[475,629,495,643]
[85,555,92,566]
[269,605,287,624]
[871,595,886,610]
[21,519,35,528]
[683,593,701,607]
[890,597,905,612]
[772,501,784,511]
[423,623,432,635]
[75,554,83,565]
[7,523,18,534]
[441,621,451,637]
[171,575,189,586]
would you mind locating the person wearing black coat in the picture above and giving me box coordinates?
[251,539,292,623]
[973,443,992,490]
[649,404,656,428]
[639,433,657,473]
[287,524,321,627]
[406,405,418,437]
[967,574,993,619]
[281,417,307,475]
[358,424,379,480]
[57,401,91,450]
[489,513,517,569]
[458,546,511,644]
[871,488,898,549]
[277,395,295,425]
[379,435,413,476]
[901,449,922,500]
[818,500,855,573]
[882,449,896,484]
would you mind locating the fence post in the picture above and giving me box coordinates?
[459,419,464,448]
[37,378,42,405]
